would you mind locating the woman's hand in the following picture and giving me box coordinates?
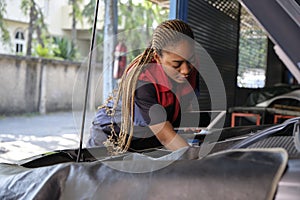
[183,127,201,133]
[149,121,189,151]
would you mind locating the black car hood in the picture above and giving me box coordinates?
[0,148,288,200]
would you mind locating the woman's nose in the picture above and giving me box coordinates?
[180,61,192,75]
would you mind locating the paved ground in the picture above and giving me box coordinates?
[0,111,95,164]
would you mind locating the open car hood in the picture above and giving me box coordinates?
[239,0,300,82]
[0,148,288,200]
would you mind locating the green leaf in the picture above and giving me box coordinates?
[35,44,49,57]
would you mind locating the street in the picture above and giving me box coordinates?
[0,111,95,163]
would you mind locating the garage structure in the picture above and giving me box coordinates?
[151,0,300,126]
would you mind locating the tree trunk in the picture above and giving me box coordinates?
[102,0,118,102]
[26,1,35,56]
[36,25,44,47]
[71,0,77,48]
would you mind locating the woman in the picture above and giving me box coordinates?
[87,19,199,154]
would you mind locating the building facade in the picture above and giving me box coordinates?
[1,0,105,58]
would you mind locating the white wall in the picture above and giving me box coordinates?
[46,0,68,35]
[0,54,103,114]
[4,0,29,23]
[1,0,93,56]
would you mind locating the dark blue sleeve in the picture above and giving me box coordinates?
[134,81,167,126]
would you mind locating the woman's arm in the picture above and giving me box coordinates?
[149,121,189,150]
[135,81,189,150]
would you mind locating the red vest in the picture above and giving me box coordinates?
[138,63,197,122]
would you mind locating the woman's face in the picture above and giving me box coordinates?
[154,39,195,83]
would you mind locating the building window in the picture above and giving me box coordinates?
[237,7,268,88]
[15,30,25,53]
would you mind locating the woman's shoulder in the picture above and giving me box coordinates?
[139,63,172,90]
[136,80,156,95]
[139,63,164,78]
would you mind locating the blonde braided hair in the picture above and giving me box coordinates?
[103,19,195,155]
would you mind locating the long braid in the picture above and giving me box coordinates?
[104,19,194,155]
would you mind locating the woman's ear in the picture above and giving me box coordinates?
[153,52,161,64]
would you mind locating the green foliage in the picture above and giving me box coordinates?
[82,0,168,61]
[0,0,10,43]
[35,43,49,57]
[33,36,78,61]
[20,0,32,14]
[21,0,49,55]
[82,0,104,63]
[238,8,268,71]
[52,36,78,61]
[33,37,57,58]
[68,0,83,24]
[118,0,169,60]
[82,0,99,25]
[237,7,268,88]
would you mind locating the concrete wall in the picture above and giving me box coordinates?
[0,54,102,115]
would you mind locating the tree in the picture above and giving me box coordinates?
[82,0,105,62]
[102,0,118,101]
[82,0,168,61]
[118,0,169,60]
[52,36,77,60]
[68,0,83,49]
[83,0,100,24]
[237,7,268,88]
[21,0,48,56]
[0,0,10,43]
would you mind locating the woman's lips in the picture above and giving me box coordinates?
[176,75,188,81]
